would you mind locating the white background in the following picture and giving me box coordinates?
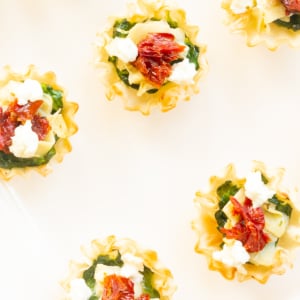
[0,0,300,299]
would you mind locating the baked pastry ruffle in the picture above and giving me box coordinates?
[0,65,78,180]
[222,0,300,49]
[192,161,300,283]
[95,0,207,115]
[61,235,176,299]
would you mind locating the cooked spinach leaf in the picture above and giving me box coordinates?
[184,37,200,70]
[273,14,300,31]
[216,180,240,209]
[268,195,293,217]
[215,210,228,228]
[108,56,158,94]
[0,146,56,169]
[113,19,136,38]
[140,266,160,298]
[83,250,124,290]
[41,83,63,113]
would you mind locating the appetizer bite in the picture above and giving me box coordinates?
[0,65,78,180]
[61,235,175,300]
[95,0,207,115]
[222,0,300,49]
[192,162,300,283]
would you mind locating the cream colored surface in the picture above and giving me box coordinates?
[1,0,300,299]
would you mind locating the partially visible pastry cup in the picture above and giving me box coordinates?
[95,0,207,115]
[192,162,300,283]
[61,235,176,299]
[222,0,300,49]
[0,65,78,180]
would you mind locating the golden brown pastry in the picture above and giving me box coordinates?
[222,0,300,49]
[61,235,176,299]
[0,65,78,180]
[192,162,300,283]
[95,0,207,115]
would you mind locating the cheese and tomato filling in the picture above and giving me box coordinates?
[0,79,67,159]
[68,251,160,300]
[105,20,198,90]
[214,171,292,267]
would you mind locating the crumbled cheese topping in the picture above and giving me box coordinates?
[94,264,121,282]
[13,79,44,105]
[168,58,197,84]
[213,240,250,267]
[230,0,254,14]
[9,120,39,158]
[245,171,275,208]
[120,253,144,297]
[68,278,92,300]
[105,37,138,63]
[94,252,145,298]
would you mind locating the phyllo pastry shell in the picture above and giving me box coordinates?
[192,162,300,283]
[222,0,300,49]
[95,0,207,115]
[61,235,176,300]
[0,65,78,180]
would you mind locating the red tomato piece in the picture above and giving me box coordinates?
[281,0,300,13]
[220,196,269,253]
[136,295,150,300]
[31,115,51,140]
[132,33,185,86]
[102,274,135,300]
[0,100,51,153]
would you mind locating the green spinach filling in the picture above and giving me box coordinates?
[82,250,160,299]
[109,18,200,92]
[0,84,63,169]
[41,83,64,113]
[214,180,293,229]
[215,181,240,228]
[274,14,300,31]
[108,56,159,94]
[268,194,293,217]
[83,250,124,290]
[0,146,56,169]
[113,19,136,38]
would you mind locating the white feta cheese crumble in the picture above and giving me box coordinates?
[13,79,43,105]
[105,37,138,63]
[213,240,250,267]
[120,253,144,297]
[168,59,197,84]
[245,171,275,208]
[94,264,121,282]
[68,278,92,300]
[230,0,254,14]
[9,120,39,158]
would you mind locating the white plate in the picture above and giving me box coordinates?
[1,0,300,299]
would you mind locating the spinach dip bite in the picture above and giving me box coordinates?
[192,162,300,283]
[222,0,300,49]
[0,65,78,180]
[61,235,175,300]
[95,0,207,115]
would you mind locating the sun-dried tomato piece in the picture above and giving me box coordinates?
[31,115,51,140]
[220,197,269,253]
[0,107,18,153]
[0,99,51,153]
[281,0,300,13]
[132,33,185,86]
[136,295,150,300]
[102,274,135,300]
[9,100,44,123]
